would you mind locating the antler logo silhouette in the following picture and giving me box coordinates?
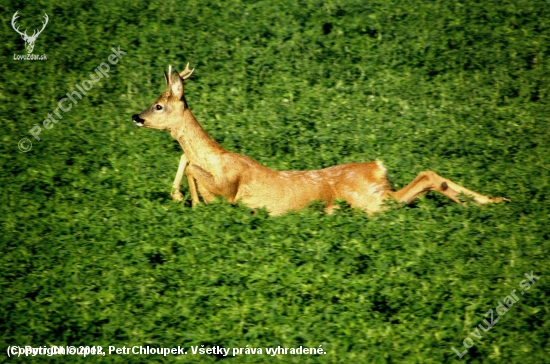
[11,11,49,54]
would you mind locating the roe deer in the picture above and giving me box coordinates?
[132,65,509,216]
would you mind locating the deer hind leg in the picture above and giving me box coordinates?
[171,154,188,201]
[388,171,509,205]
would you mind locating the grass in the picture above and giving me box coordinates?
[1,0,549,362]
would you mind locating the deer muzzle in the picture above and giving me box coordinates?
[132,114,145,127]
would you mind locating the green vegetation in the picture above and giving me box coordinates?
[1,0,549,362]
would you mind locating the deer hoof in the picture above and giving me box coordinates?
[171,191,183,201]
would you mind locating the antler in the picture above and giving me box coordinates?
[11,11,48,42]
[11,11,29,40]
[179,62,195,80]
[164,63,194,88]
[164,65,174,88]
[28,13,49,41]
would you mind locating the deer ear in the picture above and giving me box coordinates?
[169,72,184,100]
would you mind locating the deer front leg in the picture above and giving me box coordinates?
[389,171,510,205]
[185,167,202,206]
[171,154,190,201]
[186,164,219,206]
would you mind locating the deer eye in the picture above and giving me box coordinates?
[155,105,163,110]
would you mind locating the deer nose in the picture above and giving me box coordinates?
[132,114,145,126]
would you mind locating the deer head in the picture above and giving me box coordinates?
[11,11,49,54]
[132,64,195,130]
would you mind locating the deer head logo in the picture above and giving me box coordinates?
[11,11,49,54]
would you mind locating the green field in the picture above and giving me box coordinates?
[1,0,549,362]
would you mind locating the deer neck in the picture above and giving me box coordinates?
[170,108,225,160]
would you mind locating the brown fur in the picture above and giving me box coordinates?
[131,66,509,216]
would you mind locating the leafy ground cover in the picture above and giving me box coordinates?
[1,0,549,362]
